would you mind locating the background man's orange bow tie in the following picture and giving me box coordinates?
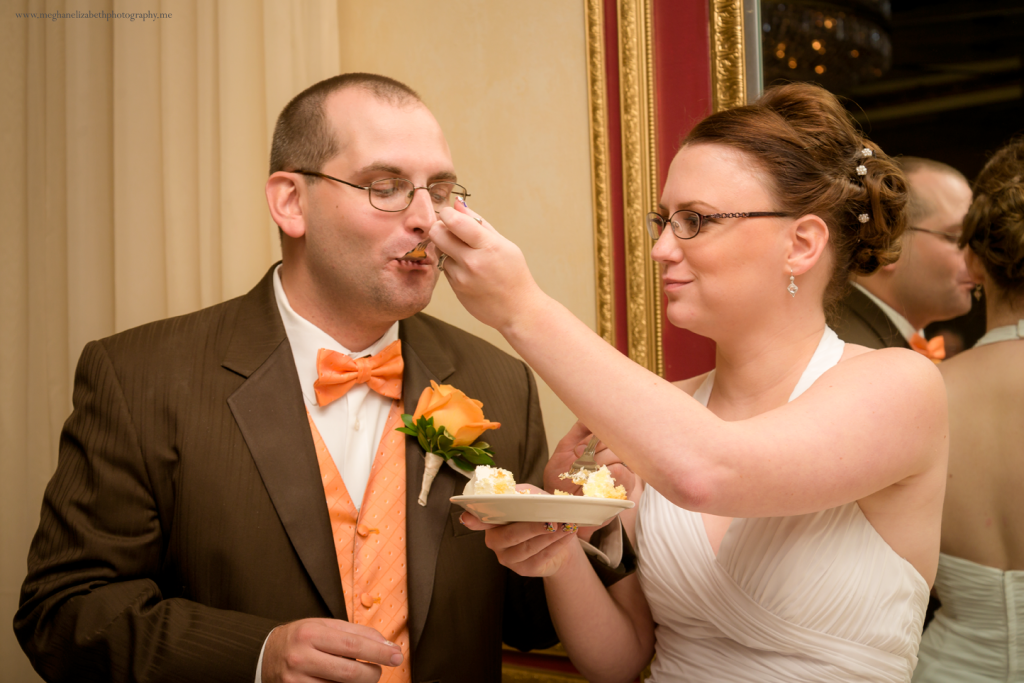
[909,333,945,363]
[314,340,403,406]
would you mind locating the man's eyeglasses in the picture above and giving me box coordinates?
[646,209,790,240]
[907,227,962,246]
[293,170,470,213]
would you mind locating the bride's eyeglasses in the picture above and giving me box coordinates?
[647,209,790,240]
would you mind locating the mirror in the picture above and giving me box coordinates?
[758,0,1024,352]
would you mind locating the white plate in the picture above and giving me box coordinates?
[450,494,634,526]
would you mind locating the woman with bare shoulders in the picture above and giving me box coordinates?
[429,83,947,682]
[912,138,1024,683]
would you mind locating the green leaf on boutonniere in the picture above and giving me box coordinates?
[452,445,496,467]
[461,450,492,466]
[450,457,476,472]
[416,433,429,452]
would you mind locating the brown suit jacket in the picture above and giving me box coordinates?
[15,266,556,683]
[832,287,912,350]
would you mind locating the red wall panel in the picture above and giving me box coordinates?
[653,0,718,380]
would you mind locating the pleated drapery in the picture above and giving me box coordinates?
[1,2,342,678]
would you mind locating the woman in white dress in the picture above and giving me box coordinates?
[429,83,947,682]
[912,138,1024,682]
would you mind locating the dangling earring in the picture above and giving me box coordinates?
[787,274,799,297]
[973,284,983,301]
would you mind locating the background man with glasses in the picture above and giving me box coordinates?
[15,73,568,683]
[834,157,976,354]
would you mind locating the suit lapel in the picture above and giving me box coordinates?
[845,287,911,349]
[223,267,346,619]
[399,315,457,651]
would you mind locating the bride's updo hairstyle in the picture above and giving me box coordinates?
[682,82,907,316]
[961,137,1024,299]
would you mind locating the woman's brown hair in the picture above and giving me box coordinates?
[683,82,908,319]
[961,137,1024,299]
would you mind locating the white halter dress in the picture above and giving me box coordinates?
[636,327,929,682]
[912,320,1024,683]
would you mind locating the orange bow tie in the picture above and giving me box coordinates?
[314,340,403,406]
[909,333,945,363]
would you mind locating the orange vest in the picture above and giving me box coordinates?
[307,402,411,683]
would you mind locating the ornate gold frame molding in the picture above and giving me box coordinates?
[709,0,752,112]
[584,0,616,347]
[616,0,663,376]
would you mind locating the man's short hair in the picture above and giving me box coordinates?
[269,73,421,179]
[897,157,968,226]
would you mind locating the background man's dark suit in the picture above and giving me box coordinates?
[15,266,557,683]
[832,286,912,350]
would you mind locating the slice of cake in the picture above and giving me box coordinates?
[472,465,518,495]
[559,465,627,500]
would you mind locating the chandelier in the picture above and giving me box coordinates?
[761,0,893,90]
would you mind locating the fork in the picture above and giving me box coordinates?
[403,239,430,260]
[566,434,602,477]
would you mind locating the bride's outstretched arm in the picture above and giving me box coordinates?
[428,204,947,521]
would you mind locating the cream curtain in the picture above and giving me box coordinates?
[1,0,341,678]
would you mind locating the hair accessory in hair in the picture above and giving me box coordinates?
[855,147,872,176]
[858,213,870,223]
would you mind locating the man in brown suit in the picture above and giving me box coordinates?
[833,157,975,350]
[15,74,596,683]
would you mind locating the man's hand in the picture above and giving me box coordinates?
[262,618,403,683]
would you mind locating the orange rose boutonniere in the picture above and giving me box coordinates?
[397,381,501,506]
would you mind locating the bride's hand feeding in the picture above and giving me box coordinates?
[428,203,545,334]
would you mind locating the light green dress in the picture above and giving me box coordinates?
[913,321,1024,683]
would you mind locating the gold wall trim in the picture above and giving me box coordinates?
[709,0,747,112]
[584,0,615,347]
[617,0,663,376]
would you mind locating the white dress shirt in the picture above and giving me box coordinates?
[851,282,921,342]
